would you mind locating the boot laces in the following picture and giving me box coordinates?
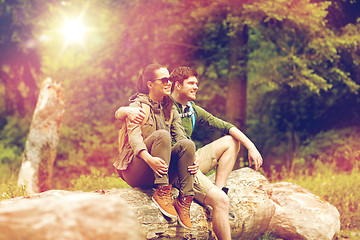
[180,196,192,215]
[158,187,172,206]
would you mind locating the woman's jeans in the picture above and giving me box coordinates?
[119,130,195,196]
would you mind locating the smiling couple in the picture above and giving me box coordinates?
[114,63,263,240]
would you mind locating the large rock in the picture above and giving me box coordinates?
[0,191,145,240]
[107,167,275,240]
[215,168,276,240]
[268,182,340,240]
[105,187,210,239]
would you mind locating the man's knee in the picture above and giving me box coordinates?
[205,187,229,211]
[215,191,229,211]
[212,136,240,161]
[222,135,240,153]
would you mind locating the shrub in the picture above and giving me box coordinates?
[297,127,360,172]
[0,116,30,182]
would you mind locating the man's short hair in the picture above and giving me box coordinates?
[170,66,197,85]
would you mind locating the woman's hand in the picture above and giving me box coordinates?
[147,156,169,177]
[188,152,200,175]
[139,150,168,177]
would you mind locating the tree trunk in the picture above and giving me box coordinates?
[18,78,65,194]
[226,24,249,170]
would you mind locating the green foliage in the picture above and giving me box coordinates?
[247,74,360,169]
[0,116,31,181]
[69,168,129,192]
[55,119,119,180]
[256,231,277,240]
[0,145,20,182]
[244,0,360,95]
[297,127,360,171]
[281,165,360,230]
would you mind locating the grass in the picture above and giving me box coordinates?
[0,168,129,200]
[69,168,129,191]
[0,183,27,200]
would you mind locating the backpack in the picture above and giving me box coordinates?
[117,103,150,156]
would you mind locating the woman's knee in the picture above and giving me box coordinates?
[152,129,171,145]
[177,139,196,153]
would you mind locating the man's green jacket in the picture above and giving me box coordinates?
[172,99,235,140]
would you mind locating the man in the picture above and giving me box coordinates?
[115,66,263,240]
[170,66,263,239]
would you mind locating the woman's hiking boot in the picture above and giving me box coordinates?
[152,184,177,219]
[173,193,193,229]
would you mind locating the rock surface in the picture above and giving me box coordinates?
[0,191,145,240]
[268,182,341,240]
[107,167,275,239]
[213,168,276,240]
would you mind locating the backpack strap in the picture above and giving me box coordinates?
[187,101,196,130]
[140,103,151,128]
[168,108,174,127]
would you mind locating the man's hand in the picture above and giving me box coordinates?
[248,147,263,170]
[228,127,263,170]
[188,152,200,175]
[120,106,146,124]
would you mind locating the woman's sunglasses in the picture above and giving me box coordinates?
[153,77,173,85]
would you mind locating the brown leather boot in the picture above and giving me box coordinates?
[173,193,194,229]
[152,185,177,219]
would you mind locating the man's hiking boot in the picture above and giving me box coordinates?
[173,193,193,229]
[152,185,177,219]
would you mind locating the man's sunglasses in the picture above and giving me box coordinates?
[153,77,173,85]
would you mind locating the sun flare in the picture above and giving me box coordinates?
[61,17,86,45]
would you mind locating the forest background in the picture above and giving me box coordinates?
[0,0,359,235]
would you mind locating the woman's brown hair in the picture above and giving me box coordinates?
[136,63,173,121]
[137,63,167,94]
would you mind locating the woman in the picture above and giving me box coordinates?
[113,64,196,229]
